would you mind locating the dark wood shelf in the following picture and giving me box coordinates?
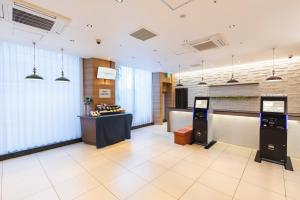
[209,82,260,87]
[213,109,259,117]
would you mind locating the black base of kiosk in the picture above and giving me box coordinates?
[255,96,293,171]
[255,150,293,171]
[204,140,217,149]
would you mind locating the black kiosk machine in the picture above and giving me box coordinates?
[255,96,293,171]
[192,97,216,149]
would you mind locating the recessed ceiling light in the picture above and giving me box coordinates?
[116,0,123,3]
[180,14,186,18]
[229,24,236,29]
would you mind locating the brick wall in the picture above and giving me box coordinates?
[175,59,300,113]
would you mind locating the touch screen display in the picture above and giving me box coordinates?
[263,101,285,113]
[195,100,208,109]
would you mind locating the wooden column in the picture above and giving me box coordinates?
[152,72,175,125]
[83,58,116,109]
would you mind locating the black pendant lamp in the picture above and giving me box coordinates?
[266,48,283,82]
[198,60,207,86]
[176,65,184,87]
[55,48,70,82]
[227,54,239,84]
[25,42,44,80]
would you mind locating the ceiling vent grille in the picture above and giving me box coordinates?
[1,0,71,34]
[12,8,54,31]
[130,28,157,41]
[189,34,228,52]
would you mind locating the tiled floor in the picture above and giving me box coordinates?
[1,124,300,200]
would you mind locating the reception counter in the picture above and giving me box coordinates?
[79,113,133,148]
[168,107,300,158]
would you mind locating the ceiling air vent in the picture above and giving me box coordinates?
[130,28,157,41]
[12,8,54,31]
[1,0,71,34]
[189,34,228,52]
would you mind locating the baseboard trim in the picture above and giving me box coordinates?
[0,138,82,161]
[132,122,154,130]
[1,123,155,161]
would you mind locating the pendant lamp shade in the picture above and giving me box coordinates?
[227,54,239,84]
[176,65,184,87]
[266,48,283,82]
[55,48,70,82]
[198,60,207,86]
[25,42,44,80]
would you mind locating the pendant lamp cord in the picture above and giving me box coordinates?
[33,42,36,75]
[272,48,275,76]
[201,60,204,81]
[61,48,64,77]
[231,54,234,78]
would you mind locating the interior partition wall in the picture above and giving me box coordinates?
[0,42,82,156]
[116,65,152,126]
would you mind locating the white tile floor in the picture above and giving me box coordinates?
[1,124,300,200]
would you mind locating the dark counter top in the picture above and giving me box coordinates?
[167,108,300,121]
[213,109,259,118]
[78,113,128,119]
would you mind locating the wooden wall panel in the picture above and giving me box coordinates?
[152,72,175,125]
[83,58,116,109]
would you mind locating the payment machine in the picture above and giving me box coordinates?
[255,96,293,171]
[192,97,216,149]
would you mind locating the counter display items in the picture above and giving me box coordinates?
[192,97,216,149]
[89,104,125,117]
[255,96,293,171]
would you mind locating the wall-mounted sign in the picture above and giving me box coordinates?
[97,67,116,80]
[99,89,111,98]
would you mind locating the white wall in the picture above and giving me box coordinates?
[169,111,300,158]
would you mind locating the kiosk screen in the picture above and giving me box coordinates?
[263,101,285,113]
[195,100,208,109]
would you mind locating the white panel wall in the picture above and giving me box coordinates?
[176,59,300,113]
[169,112,300,158]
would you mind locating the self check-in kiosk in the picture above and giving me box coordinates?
[255,96,293,171]
[192,97,216,149]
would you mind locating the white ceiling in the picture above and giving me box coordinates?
[0,0,300,72]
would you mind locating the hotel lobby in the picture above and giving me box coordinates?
[0,0,300,200]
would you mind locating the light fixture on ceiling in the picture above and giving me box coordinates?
[266,48,283,82]
[176,65,184,87]
[198,60,207,86]
[179,14,186,18]
[227,54,239,84]
[229,24,236,29]
[116,0,123,3]
[25,42,44,80]
[55,48,70,82]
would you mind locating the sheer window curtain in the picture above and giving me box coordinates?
[0,42,82,155]
[116,65,152,126]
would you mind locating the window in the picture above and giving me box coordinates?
[116,66,152,126]
[0,42,82,155]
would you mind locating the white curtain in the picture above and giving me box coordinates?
[0,42,82,155]
[116,66,152,126]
